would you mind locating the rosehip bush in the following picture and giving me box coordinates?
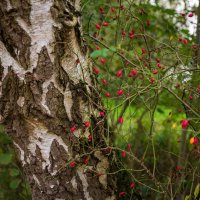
[82,0,200,199]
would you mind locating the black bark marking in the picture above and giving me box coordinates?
[0,59,3,80]
[9,0,31,24]
[24,72,43,108]
[50,139,69,172]
[34,46,54,82]
[0,68,20,121]
[55,64,71,92]
[0,2,31,69]
[46,83,69,120]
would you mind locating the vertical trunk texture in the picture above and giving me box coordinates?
[0,0,116,199]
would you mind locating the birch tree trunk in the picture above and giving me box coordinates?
[0,0,116,199]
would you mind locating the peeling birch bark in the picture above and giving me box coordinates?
[0,0,116,199]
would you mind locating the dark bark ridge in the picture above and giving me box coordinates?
[0,0,116,199]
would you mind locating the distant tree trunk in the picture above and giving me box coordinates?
[0,0,116,199]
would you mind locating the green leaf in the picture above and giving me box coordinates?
[184,195,190,200]
[90,50,102,58]
[165,8,175,15]
[90,48,109,58]
[110,47,116,52]
[157,107,164,114]
[194,183,200,199]
[0,129,12,144]
[0,154,12,165]
[9,179,21,190]
[10,169,20,177]
[102,48,109,57]
[181,29,190,35]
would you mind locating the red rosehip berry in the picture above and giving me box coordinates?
[176,165,181,171]
[102,79,107,85]
[88,134,92,142]
[100,57,105,64]
[121,31,126,37]
[70,161,75,168]
[132,69,137,76]
[99,7,104,14]
[119,117,123,124]
[192,45,198,50]
[150,77,154,84]
[117,70,122,77]
[102,23,108,27]
[93,68,100,74]
[95,24,101,30]
[127,144,131,151]
[117,89,123,96]
[194,137,199,144]
[85,121,90,127]
[188,13,194,17]
[129,32,134,39]
[100,111,105,117]
[106,92,110,97]
[121,150,126,158]
[130,183,135,188]
[183,39,188,44]
[146,20,150,26]
[157,63,161,68]
[142,48,146,54]
[180,119,189,129]
[153,69,158,74]
[139,75,143,79]
[70,126,76,133]
[156,58,160,63]
[119,192,126,197]
[128,73,132,77]
[120,5,125,10]
[83,158,89,165]
[111,7,115,12]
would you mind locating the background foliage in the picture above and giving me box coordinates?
[82,0,200,199]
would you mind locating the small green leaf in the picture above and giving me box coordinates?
[194,183,200,199]
[165,8,175,15]
[0,154,12,165]
[9,179,21,190]
[157,107,164,114]
[0,129,12,144]
[184,195,190,200]
[90,50,102,58]
[110,47,116,52]
[90,48,109,58]
[10,169,20,177]
[102,48,109,57]
[181,29,190,35]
